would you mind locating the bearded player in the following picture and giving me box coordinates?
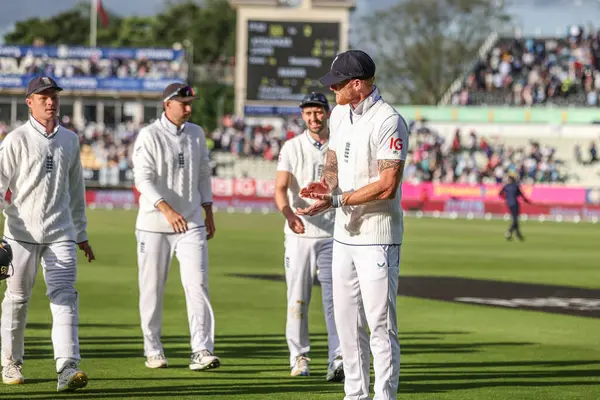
[274,92,344,381]
[299,50,409,400]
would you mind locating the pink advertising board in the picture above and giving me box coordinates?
[401,183,589,205]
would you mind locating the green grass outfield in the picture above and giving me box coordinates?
[2,210,599,399]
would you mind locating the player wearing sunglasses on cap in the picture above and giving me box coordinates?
[132,83,220,372]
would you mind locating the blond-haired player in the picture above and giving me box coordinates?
[0,76,94,392]
[299,50,409,400]
[275,92,344,381]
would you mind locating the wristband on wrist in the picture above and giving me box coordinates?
[332,194,343,208]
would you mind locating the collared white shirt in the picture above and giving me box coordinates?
[277,130,334,238]
[328,87,410,245]
[0,115,88,243]
[133,113,213,233]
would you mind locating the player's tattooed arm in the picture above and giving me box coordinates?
[299,150,338,200]
[322,150,338,191]
[378,159,403,173]
[340,159,405,206]
[377,159,405,196]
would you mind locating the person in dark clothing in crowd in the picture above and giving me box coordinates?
[499,173,532,241]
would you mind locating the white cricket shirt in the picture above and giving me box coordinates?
[133,113,212,233]
[0,116,88,244]
[277,130,334,238]
[329,87,409,245]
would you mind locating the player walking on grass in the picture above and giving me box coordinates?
[274,92,344,381]
[132,83,220,371]
[0,76,95,392]
[499,173,532,241]
[298,50,409,400]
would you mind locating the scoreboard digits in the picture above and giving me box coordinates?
[246,20,340,103]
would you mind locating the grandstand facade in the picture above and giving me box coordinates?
[0,44,187,129]
[0,20,598,220]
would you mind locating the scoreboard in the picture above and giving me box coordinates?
[246,20,340,103]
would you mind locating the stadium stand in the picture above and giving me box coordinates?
[0,42,187,80]
[451,26,600,107]
[1,28,598,188]
[2,111,597,186]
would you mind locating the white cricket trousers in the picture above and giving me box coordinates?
[284,235,341,367]
[136,227,215,357]
[333,242,401,400]
[1,239,80,372]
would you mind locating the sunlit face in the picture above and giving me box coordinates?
[330,79,360,105]
[26,89,60,121]
[165,100,192,124]
[301,105,329,134]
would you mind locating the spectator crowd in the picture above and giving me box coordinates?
[453,26,600,107]
[0,117,139,186]
[403,123,570,185]
[0,41,187,80]
[1,114,594,187]
[0,113,300,186]
[209,114,304,161]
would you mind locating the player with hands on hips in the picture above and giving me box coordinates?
[0,76,94,392]
[274,92,344,381]
[298,50,409,400]
[132,83,219,371]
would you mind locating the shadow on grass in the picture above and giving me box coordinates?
[11,331,598,398]
[23,331,521,361]
[27,323,139,330]
[3,378,600,399]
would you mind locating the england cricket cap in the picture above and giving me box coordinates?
[25,76,63,97]
[162,83,196,103]
[320,50,376,87]
[299,92,330,110]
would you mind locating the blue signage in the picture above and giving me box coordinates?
[244,105,302,116]
[0,45,185,61]
[0,45,187,93]
[0,75,185,92]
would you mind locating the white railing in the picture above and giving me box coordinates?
[438,31,499,106]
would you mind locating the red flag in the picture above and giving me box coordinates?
[97,0,109,28]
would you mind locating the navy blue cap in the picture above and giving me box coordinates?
[300,92,329,110]
[162,83,196,103]
[320,50,376,87]
[26,76,63,97]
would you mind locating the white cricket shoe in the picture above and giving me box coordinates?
[145,353,168,369]
[290,355,310,377]
[189,350,220,371]
[57,361,88,392]
[2,362,24,385]
[326,356,344,382]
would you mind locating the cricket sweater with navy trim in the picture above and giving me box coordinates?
[0,116,88,244]
[133,113,212,233]
[328,87,409,245]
